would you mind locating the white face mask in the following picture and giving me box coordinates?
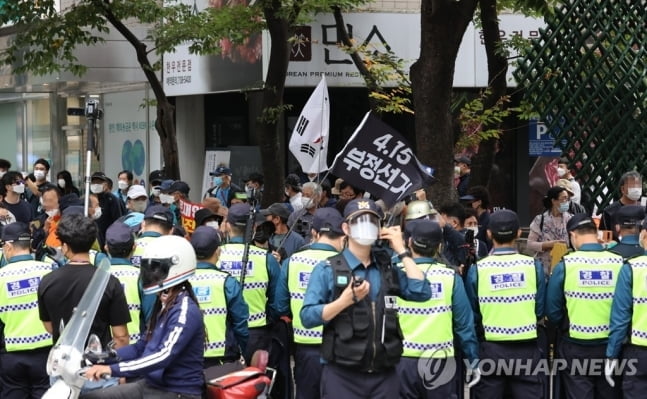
[46,209,59,218]
[349,215,380,246]
[557,167,567,177]
[12,184,25,194]
[466,226,479,237]
[90,184,104,194]
[454,166,461,176]
[0,171,5,178]
[627,187,642,201]
[301,197,315,210]
[206,221,219,230]
[160,193,175,204]
[93,207,102,220]
[57,179,66,188]
[118,180,129,190]
[34,170,46,180]
[131,200,147,213]
[245,186,254,197]
[151,188,161,197]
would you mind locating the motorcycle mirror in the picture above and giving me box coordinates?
[85,334,103,354]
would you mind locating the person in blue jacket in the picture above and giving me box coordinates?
[82,235,205,399]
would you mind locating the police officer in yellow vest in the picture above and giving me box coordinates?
[398,219,479,398]
[606,215,647,397]
[190,225,249,368]
[465,209,546,397]
[547,213,623,398]
[0,222,54,398]
[130,205,174,324]
[274,208,346,399]
[104,221,143,344]
[301,199,432,399]
[218,203,281,363]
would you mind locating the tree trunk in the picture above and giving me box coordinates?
[256,1,292,207]
[469,0,508,189]
[102,2,180,179]
[410,0,477,207]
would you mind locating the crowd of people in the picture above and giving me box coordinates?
[0,155,645,399]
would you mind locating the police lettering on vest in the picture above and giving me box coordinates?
[476,254,538,341]
[563,252,623,340]
[217,243,269,328]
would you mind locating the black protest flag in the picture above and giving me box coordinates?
[331,112,435,207]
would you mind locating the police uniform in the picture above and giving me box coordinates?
[105,222,143,344]
[465,210,546,398]
[397,220,478,399]
[610,205,645,260]
[0,224,54,398]
[607,249,647,398]
[218,204,282,364]
[300,199,432,399]
[190,226,249,367]
[547,213,623,398]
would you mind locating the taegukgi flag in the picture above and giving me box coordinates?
[331,112,435,207]
[288,77,330,174]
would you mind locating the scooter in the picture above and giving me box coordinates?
[42,256,112,399]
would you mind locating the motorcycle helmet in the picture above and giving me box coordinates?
[141,235,197,294]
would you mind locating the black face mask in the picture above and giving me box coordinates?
[253,221,275,244]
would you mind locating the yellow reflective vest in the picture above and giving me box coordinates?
[563,251,623,340]
[477,253,538,341]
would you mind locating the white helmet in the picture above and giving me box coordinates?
[141,235,197,294]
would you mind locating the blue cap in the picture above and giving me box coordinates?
[615,205,645,226]
[343,199,381,220]
[488,209,520,239]
[59,193,83,212]
[210,166,232,176]
[159,179,174,193]
[170,181,190,196]
[1,222,31,243]
[106,221,134,246]
[190,226,221,258]
[567,213,595,232]
[312,208,344,234]
[405,219,442,249]
[228,203,251,226]
[144,205,174,225]
[63,205,85,216]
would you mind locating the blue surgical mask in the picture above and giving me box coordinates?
[558,202,569,213]
[213,176,223,187]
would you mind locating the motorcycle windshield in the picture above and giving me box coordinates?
[56,256,111,348]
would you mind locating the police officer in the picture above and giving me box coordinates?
[546,213,623,398]
[610,205,645,260]
[301,198,431,398]
[0,222,53,398]
[218,203,281,362]
[397,219,479,398]
[189,226,249,367]
[130,205,174,323]
[606,215,647,396]
[274,208,346,399]
[465,209,546,397]
[104,221,142,343]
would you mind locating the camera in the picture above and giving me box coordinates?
[85,99,102,120]
[353,276,364,287]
